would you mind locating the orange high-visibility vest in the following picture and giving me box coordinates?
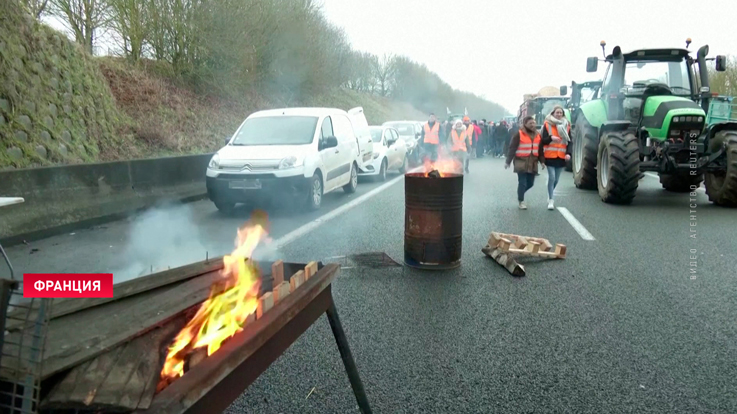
[464,124,474,142]
[543,121,569,159]
[516,130,541,157]
[424,122,440,144]
[450,129,469,152]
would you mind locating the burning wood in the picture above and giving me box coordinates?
[420,152,463,177]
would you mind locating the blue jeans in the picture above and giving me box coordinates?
[547,166,564,199]
[517,173,535,201]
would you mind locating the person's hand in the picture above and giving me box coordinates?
[552,137,563,143]
[565,154,571,161]
[504,163,510,169]
[540,163,546,170]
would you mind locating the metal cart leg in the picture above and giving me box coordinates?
[325,299,373,414]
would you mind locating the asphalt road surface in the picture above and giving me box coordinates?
[4,157,737,413]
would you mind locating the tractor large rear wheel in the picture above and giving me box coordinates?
[704,130,737,206]
[659,171,704,192]
[572,114,598,189]
[597,131,641,204]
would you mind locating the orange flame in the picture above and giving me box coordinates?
[421,149,463,177]
[160,211,270,383]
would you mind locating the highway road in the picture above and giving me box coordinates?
[4,156,736,413]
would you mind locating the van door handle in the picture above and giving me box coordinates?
[334,149,339,153]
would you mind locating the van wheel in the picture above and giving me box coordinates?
[343,163,358,193]
[306,174,323,211]
[214,200,236,214]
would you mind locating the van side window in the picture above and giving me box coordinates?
[321,117,334,139]
[332,115,353,143]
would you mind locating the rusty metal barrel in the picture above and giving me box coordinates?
[404,172,463,270]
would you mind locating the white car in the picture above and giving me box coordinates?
[206,107,367,212]
[382,120,422,164]
[358,126,408,181]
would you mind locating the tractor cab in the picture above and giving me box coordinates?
[573,41,737,207]
[569,80,602,113]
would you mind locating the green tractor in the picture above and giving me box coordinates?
[566,80,603,171]
[572,42,737,206]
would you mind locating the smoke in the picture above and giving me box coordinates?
[112,203,208,284]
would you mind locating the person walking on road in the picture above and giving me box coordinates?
[473,121,484,158]
[450,120,472,174]
[541,105,572,210]
[505,116,545,210]
[420,113,441,162]
[463,117,475,159]
[493,120,510,158]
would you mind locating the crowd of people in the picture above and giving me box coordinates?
[419,106,571,210]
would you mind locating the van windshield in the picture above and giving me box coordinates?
[231,116,318,145]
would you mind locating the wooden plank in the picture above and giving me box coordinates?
[271,260,284,285]
[272,281,290,304]
[4,257,225,331]
[256,292,274,319]
[41,315,188,412]
[506,248,560,259]
[136,264,341,414]
[290,270,305,292]
[304,261,318,280]
[482,246,525,276]
[555,244,567,259]
[1,270,223,382]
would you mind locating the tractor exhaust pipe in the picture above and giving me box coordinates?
[696,45,711,112]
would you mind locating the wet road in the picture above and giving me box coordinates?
[4,156,736,413]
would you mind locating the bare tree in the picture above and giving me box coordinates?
[372,53,396,97]
[21,0,50,18]
[48,0,110,53]
[107,0,147,61]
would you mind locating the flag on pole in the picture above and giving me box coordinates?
[446,107,451,115]
[464,107,468,116]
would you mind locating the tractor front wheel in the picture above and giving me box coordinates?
[597,131,641,204]
[659,171,704,193]
[704,130,737,206]
[572,114,598,189]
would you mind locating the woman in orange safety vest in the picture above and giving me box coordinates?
[540,105,572,210]
[450,120,472,174]
[505,116,545,210]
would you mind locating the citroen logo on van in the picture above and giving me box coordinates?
[242,163,252,171]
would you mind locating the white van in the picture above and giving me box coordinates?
[347,107,375,173]
[206,107,366,212]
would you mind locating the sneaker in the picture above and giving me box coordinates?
[547,199,554,210]
[519,201,527,210]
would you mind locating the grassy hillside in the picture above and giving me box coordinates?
[0,0,138,169]
[0,0,426,169]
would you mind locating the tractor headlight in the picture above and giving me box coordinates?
[673,117,679,123]
[697,117,703,122]
[208,153,220,169]
[686,116,693,122]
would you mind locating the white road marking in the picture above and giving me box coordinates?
[556,207,596,241]
[273,171,413,249]
[644,172,706,193]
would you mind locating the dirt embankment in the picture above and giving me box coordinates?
[0,1,426,170]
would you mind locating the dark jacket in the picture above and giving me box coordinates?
[505,129,546,174]
[540,123,572,168]
[494,124,510,141]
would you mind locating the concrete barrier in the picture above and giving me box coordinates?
[0,153,213,246]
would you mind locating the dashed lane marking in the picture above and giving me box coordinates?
[556,207,596,241]
[273,169,417,249]
[644,172,706,193]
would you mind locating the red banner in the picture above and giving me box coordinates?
[23,274,114,298]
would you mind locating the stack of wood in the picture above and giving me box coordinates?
[0,257,323,413]
[482,231,566,276]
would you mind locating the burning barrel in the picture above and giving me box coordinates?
[404,170,463,269]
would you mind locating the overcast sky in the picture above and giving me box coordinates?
[318,0,737,114]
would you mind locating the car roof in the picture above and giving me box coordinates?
[249,107,346,118]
